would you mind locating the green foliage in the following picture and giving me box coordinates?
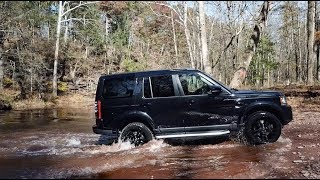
[248,34,277,85]
[3,77,13,88]
[121,57,145,72]
[110,13,130,48]
[57,82,69,93]
[72,4,105,48]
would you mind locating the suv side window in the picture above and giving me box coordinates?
[103,76,135,98]
[143,75,175,98]
[178,73,211,95]
[143,77,152,98]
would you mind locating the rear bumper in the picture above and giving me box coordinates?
[281,105,293,125]
[92,125,119,140]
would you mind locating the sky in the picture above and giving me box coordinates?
[167,1,308,42]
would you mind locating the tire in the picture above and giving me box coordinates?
[120,122,154,146]
[243,111,282,145]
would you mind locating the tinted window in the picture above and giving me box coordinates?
[178,73,211,95]
[103,76,135,98]
[143,77,152,98]
[150,75,175,97]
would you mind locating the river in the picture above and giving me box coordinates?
[0,108,310,179]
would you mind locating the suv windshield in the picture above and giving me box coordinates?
[196,72,232,94]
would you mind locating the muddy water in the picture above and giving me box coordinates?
[0,108,296,179]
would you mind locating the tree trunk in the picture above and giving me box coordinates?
[229,1,270,89]
[0,31,3,90]
[192,28,198,69]
[0,56,3,90]
[183,1,195,69]
[30,68,33,95]
[307,1,316,84]
[53,1,63,97]
[294,10,300,82]
[198,1,210,74]
[315,1,320,80]
[105,14,110,74]
[171,10,179,68]
[197,16,203,70]
[298,19,303,82]
[63,16,68,43]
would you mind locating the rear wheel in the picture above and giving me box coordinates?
[243,111,282,145]
[120,122,154,146]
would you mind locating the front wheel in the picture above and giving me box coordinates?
[120,122,154,147]
[243,111,282,145]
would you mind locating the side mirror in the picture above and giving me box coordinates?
[209,85,222,95]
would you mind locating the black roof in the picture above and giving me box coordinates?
[100,68,201,78]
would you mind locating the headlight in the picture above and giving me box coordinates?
[280,96,287,105]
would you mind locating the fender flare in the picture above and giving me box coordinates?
[118,111,155,132]
[239,102,283,124]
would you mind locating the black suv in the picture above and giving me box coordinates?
[92,69,293,146]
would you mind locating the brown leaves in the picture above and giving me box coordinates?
[99,1,129,15]
[314,31,320,45]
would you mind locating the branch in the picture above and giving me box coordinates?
[144,2,183,26]
[61,18,97,23]
[62,1,69,8]
[62,1,99,16]
[212,25,245,69]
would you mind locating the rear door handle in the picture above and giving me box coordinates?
[142,102,152,107]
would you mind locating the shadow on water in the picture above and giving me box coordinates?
[96,134,230,146]
[163,135,230,146]
[96,135,117,145]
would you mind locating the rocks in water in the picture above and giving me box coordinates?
[0,99,12,110]
[293,160,303,163]
[300,170,310,177]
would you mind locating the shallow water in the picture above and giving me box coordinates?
[0,108,295,179]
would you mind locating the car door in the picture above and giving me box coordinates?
[175,72,239,133]
[135,74,185,134]
[100,75,135,128]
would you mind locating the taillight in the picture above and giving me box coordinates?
[280,96,287,106]
[95,100,102,120]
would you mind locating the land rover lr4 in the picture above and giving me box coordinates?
[93,69,293,146]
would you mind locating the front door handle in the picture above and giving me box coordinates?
[189,99,195,105]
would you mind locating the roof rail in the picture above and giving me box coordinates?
[172,68,196,71]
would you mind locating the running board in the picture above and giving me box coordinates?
[155,130,230,139]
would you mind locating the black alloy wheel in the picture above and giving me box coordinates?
[120,122,153,147]
[244,111,282,145]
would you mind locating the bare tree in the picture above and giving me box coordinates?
[0,53,3,90]
[0,32,3,90]
[183,1,195,69]
[307,1,316,84]
[144,1,195,69]
[52,1,63,97]
[52,1,99,97]
[198,1,210,74]
[229,1,270,89]
[171,10,179,68]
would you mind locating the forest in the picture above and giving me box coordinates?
[0,1,320,109]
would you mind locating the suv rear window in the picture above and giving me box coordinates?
[103,76,135,98]
[143,75,175,98]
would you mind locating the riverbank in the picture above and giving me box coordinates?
[1,87,320,111]
[0,89,95,111]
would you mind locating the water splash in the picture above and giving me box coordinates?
[66,137,81,147]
